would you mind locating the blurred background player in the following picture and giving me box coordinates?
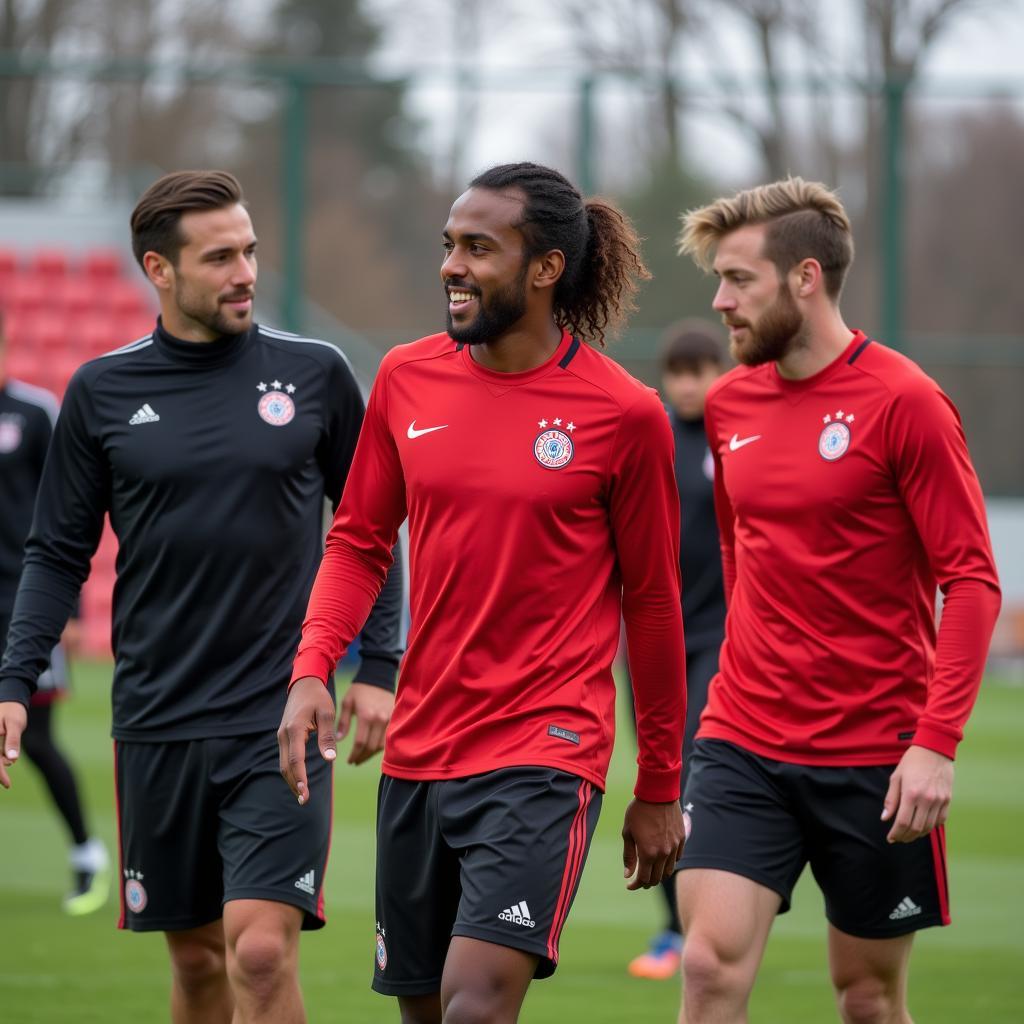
[627,320,726,980]
[0,311,109,915]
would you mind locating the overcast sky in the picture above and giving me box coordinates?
[364,0,1024,187]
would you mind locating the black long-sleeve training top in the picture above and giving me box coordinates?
[0,320,403,740]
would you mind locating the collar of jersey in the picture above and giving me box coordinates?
[459,329,574,386]
[154,317,253,367]
[769,330,865,394]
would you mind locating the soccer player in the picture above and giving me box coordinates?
[674,178,1001,1024]
[0,171,403,1024]
[278,162,687,1024]
[0,314,109,915]
[627,321,726,981]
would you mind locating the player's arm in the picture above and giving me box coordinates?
[880,380,1001,842]
[609,393,687,889]
[704,394,736,606]
[280,358,408,801]
[0,372,109,787]
[316,350,405,765]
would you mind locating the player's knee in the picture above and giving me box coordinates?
[680,935,733,1002]
[168,938,226,993]
[442,987,508,1024]
[835,975,899,1024]
[229,928,292,995]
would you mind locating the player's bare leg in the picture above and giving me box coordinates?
[165,920,232,1023]
[676,868,780,1023]
[223,899,304,1023]
[397,992,442,1024]
[828,927,914,1024]
[439,936,537,1023]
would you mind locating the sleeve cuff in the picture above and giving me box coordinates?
[910,724,959,761]
[0,679,33,709]
[289,651,335,691]
[351,655,398,693]
[634,764,682,803]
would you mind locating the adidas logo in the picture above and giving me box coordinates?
[294,870,315,896]
[129,403,160,425]
[498,900,536,929]
[889,896,922,920]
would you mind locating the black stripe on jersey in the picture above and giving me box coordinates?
[848,338,873,364]
[559,337,581,369]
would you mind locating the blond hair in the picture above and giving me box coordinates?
[678,177,854,300]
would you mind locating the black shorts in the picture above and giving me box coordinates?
[373,767,603,996]
[115,731,332,933]
[679,739,950,939]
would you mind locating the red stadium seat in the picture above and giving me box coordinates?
[5,275,47,316]
[53,276,98,319]
[26,312,69,356]
[0,247,19,276]
[82,247,122,281]
[80,316,121,358]
[30,248,69,279]
[5,347,44,385]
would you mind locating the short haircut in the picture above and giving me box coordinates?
[678,177,854,300]
[659,319,725,375]
[130,170,245,269]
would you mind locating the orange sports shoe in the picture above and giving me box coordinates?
[627,929,683,980]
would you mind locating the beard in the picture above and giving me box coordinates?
[446,261,529,346]
[728,283,805,366]
[174,280,253,338]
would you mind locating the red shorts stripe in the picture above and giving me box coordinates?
[546,779,593,962]
[929,825,950,924]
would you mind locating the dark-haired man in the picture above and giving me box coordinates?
[627,321,726,981]
[674,177,1000,1024]
[0,171,403,1024]
[279,162,687,1023]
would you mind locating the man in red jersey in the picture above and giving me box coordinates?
[278,162,687,1023]
[673,178,1001,1024]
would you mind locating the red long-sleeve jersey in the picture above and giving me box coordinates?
[293,331,687,801]
[700,331,1000,765]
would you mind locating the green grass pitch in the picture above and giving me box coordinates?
[4,662,1023,1022]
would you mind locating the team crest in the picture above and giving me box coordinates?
[818,409,854,461]
[0,415,23,453]
[534,416,576,470]
[375,923,388,971]
[257,380,297,426]
[124,868,147,913]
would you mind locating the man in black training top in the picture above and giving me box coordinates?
[0,170,403,1024]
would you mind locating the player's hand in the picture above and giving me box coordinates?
[277,677,337,806]
[621,797,685,891]
[0,701,28,790]
[881,744,953,844]
[338,682,394,765]
[61,619,83,657]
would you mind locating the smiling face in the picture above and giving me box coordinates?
[711,223,805,367]
[145,203,257,341]
[440,187,538,346]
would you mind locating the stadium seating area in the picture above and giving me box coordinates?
[1,245,157,656]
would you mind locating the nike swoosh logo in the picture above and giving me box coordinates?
[729,433,762,451]
[407,420,449,439]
